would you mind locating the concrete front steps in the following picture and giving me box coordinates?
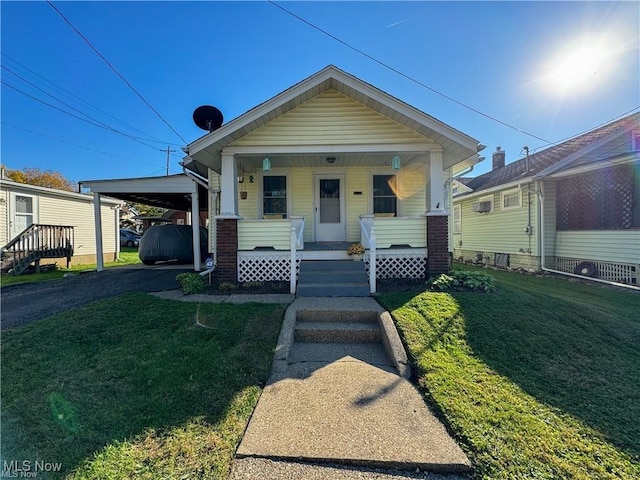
[296,260,369,297]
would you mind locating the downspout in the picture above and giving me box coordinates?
[534,179,640,291]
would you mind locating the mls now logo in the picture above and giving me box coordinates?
[2,460,63,478]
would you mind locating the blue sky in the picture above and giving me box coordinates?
[2,1,638,185]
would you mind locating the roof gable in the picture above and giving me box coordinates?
[229,89,431,147]
[186,65,480,173]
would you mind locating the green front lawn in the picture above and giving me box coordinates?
[1,247,141,286]
[377,268,640,479]
[1,294,286,479]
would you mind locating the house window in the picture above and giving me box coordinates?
[453,204,461,234]
[263,175,287,218]
[501,189,521,209]
[373,175,397,216]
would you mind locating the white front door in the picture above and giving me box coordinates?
[314,174,346,242]
[9,193,37,239]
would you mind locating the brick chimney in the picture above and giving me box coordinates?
[492,146,506,170]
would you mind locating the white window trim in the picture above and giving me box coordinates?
[258,172,291,219]
[478,194,493,213]
[501,188,521,210]
[453,204,461,234]
[370,170,402,216]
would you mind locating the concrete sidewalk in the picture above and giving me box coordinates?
[234,298,471,476]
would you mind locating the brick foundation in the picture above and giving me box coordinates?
[426,215,450,277]
[216,218,238,283]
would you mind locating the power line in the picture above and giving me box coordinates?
[46,0,188,144]
[1,121,159,166]
[2,65,177,146]
[2,80,165,152]
[2,54,180,146]
[267,0,551,144]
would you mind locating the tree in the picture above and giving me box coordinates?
[4,167,76,192]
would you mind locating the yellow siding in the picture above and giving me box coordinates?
[235,166,428,244]
[230,90,431,147]
[290,169,314,242]
[346,167,369,241]
[238,220,291,250]
[555,230,640,264]
[374,217,426,248]
[38,194,118,256]
[455,188,538,255]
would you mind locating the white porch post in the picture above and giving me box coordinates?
[429,149,445,213]
[191,185,201,271]
[220,152,239,216]
[93,192,104,272]
[115,205,121,260]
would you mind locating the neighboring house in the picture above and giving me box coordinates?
[182,65,484,289]
[0,178,121,272]
[452,113,640,285]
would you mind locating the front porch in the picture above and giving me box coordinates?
[230,214,438,294]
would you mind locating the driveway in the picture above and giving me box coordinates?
[1,265,191,330]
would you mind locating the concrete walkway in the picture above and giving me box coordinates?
[234,297,471,477]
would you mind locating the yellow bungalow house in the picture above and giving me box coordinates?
[452,113,640,286]
[183,66,485,293]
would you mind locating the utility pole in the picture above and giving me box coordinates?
[163,146,175,176]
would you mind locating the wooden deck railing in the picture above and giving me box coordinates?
[1,224,74,275]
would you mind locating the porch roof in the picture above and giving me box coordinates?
[184,66,483,177]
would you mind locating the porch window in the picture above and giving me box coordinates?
[263,175,287,218]
[373,175,397,216]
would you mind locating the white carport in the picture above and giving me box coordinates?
[79,174,207,272]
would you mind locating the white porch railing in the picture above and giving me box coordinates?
[290,217,305,293]
[359,217,376,294]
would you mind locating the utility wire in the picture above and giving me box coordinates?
[1,121,159,166]
[2,65,176,146]
[267,0,551,143]
[2,53,180,146]
[47,0,188,144]
[2,80,166,152]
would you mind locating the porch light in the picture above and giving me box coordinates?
[263,157,271,172]
[326,157,336,164]
[392,155,401,170]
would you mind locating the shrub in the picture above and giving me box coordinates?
[428,270,496,293]
[242,281,263,290]
[176,273,206,295]
[218,282,238,292]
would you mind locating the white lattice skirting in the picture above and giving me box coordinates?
[238,253,301,282]
[555,257,638,285]
[365,253,426,279]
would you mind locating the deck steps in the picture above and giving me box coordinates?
[296,260,369,297]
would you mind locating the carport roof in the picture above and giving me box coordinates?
[79,174,208,211]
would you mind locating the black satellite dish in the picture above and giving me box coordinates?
[193,105,223,132]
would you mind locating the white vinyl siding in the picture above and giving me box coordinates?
[229,89,432,147]
[0,189,7,244]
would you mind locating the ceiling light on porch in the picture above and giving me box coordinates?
[392,155,401,170]
[262,157,271,172]
[326,157,336,164]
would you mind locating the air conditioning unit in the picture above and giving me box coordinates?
[474,201,492,213]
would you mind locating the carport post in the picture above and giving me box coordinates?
[93,192,104,272]
[191,187,201,271]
